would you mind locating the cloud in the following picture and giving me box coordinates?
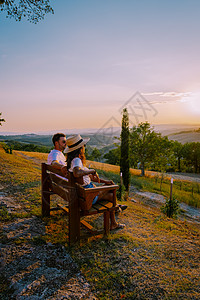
[141,91,192,105]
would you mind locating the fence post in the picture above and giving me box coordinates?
[120,172,123,201]
[169,178,173,217]
[170,178,173,201]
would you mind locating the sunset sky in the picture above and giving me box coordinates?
[0,0,200,134]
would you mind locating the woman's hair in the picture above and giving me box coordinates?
[67,146,86,170]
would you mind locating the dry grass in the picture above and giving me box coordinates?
[87,160,171,178]
[70,200,200,299]
[0,149,200,299]
[15,150,48,163]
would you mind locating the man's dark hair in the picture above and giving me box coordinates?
[52,133,65,145]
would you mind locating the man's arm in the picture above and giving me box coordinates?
[51,160,68,177]
[73,166,96,178]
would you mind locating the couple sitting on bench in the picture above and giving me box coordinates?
[47,133,127,230]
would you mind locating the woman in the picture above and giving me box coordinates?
[64,134,125,230]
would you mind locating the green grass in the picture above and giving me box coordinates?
[97,169,200,208]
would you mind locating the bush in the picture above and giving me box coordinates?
[161,196,180,218]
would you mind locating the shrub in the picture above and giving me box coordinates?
[161,196,180,218]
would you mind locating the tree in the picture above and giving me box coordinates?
[104,146,120,165]
[0,0,54,23]
[130,122,165,176]
[120,108,130,191]
[152,136,174,173]
[171,141,184,172]
[0,112,5,126]
[183,142,200,173]
[90,147,101,162]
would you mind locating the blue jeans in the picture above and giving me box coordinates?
[83,182,99,205]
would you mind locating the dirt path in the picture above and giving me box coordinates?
[167,172,200,183]
[15,151,47,165]
[130,187,200,224]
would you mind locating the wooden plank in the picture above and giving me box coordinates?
[45,163,66,177]
[77,184,119,195]
[49,173,70,188]
[57,204,97,235]
[98,200,114,208]
[50,207,62,211]
[51,183,71,202]
[92,203,109,212]
[81,201,117,216]
[69,188,80,245]
[42,190,55,196]
[79,193,96,211]
[57,203,69,214]
[77,184,118,211]
[80,219,97,234]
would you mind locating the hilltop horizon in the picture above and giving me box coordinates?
[0,123,200,137]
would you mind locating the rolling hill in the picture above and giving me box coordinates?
[167,129,200,143]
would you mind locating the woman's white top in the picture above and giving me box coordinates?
[69,157,90,186]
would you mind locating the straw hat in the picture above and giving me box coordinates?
[63,134,90,153]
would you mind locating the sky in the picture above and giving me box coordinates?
[0,0,200,134]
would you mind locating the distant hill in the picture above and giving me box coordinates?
[0,133,119,148]
[153,124,200,136]
[1,124,200,147]
[0,134,53,147]
[167,128,200,144]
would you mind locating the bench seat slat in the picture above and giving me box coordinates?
[57,203,69,214]
[80,200,118,216]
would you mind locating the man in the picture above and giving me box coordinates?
[47,133,68,177]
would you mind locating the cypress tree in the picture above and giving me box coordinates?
[120,108,130,192]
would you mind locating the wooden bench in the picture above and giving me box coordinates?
[41,163,119,245]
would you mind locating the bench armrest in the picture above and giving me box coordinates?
[76,183,118,210]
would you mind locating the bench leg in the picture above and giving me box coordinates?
[69,189,80,245]
[42,192,50,217]
[104,211,110,236]
[41,163,50,217]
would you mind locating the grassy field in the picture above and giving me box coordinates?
[87,160,200,208]
[0,149,200,299]
[12,151,200,208]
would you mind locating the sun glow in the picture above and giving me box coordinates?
[182,92,200,116]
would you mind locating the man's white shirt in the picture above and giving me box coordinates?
[47,149,68,181]
[47,149,66,166]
